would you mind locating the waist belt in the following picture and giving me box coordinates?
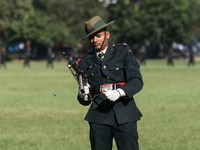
[94,82,125,94]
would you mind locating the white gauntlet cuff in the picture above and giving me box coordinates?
[116,88,126,97]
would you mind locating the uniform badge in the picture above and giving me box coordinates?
[128,49,133,57]
[123,43,127,46]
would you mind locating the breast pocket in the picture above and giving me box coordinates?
[86,64,99,84]
[87,67,98,77]
[108,63,124,80]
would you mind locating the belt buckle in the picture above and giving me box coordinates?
[101,84,113,92]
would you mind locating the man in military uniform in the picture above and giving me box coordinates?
[77,16,143,150]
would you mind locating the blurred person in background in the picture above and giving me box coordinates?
[18,42,25,59]
[23,49,31,68]
[46,47,55,69]
[23,40,31,68]
[138,45,147,66]
[187,44,195,66]
[0,47,7,69]
[77,15,143,150]
[167,45,174,66]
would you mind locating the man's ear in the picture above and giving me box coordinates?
[106,31,110,40]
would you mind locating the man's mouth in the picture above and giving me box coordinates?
[94,43,100,47]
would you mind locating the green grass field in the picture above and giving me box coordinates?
[0,59,200,150]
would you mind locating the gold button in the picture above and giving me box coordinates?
[116,68,119,70]
[113,44,115,47]
[103,66,106,69]
[107,76,109,79]
[91,73,94,76]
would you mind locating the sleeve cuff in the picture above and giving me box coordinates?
[116,88,126,97]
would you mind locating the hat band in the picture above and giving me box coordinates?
[87,20,106,34]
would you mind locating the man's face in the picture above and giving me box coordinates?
[88,30,110,52]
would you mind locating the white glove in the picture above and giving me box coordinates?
[79,84,90,101]
[104,90,120,102]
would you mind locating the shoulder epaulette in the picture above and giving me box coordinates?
[112,43,134,57]
[112,43,128,47]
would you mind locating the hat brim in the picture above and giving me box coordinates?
[81,20,115,41]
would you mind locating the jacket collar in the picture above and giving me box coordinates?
[88,44,115,64]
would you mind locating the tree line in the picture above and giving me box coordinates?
[0,0,200,54]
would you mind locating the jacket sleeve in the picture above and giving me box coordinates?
[76,58,92,106]
[120,47,144,99]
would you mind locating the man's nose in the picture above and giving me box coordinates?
[93,36,98,42]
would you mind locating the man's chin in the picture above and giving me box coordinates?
[93,46,101,52]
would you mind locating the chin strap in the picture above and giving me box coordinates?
[99,31,107,50]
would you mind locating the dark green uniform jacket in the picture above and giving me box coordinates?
[77,43,143,125]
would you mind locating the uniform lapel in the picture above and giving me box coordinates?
[87,44,115,65]
[89,50,102,65]
[102,44,115,63]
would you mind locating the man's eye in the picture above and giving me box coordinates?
[89,36,93,40]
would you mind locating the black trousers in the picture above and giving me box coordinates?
[89,121,139,150]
